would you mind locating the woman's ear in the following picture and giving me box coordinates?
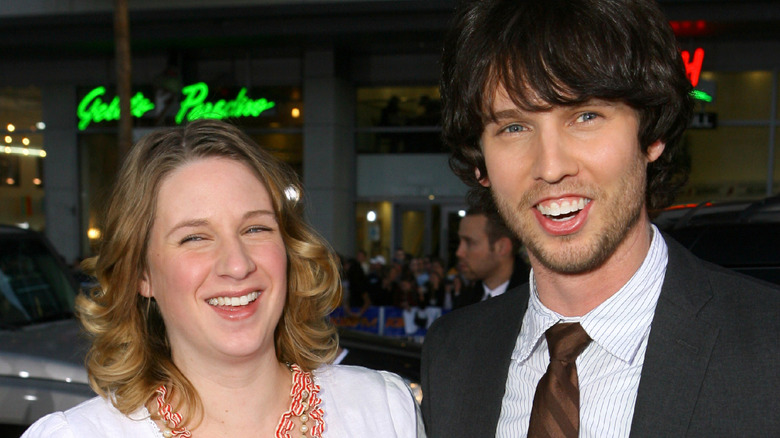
[139,273,152,298]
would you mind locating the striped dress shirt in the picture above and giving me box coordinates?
[496,226,668,438]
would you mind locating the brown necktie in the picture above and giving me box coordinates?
[527,322,592,438]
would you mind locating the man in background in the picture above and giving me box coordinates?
[455,206,529,308]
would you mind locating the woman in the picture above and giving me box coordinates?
[23,119,424,437]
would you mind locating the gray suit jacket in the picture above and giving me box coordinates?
[421,236,780,437]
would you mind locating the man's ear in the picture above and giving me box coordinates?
[139,273,152,298]
[495,237,511,256]
[476,168,491,187]
[646,140,666,163]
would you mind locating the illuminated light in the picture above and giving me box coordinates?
[6,177,15,185]
[32,178,42,185]
[19,371,29,378]
[691,90,713,103]
[175,82,275,124]
[681,48,704,87]
[284,186,300,202]
[367,210,377,222]
[696,20,706,31]
[77,83,276,129]
[65,378,72,383]
[24,395,38,402]
[1,146,51,157]
[291,107,301,118]
[36,122,46,130]
[87,228,102,240]
[4,135,11,143]
[16,222,29,229]
[408,381,423,404]
[6,123,15,132]
[458,210,466,217]
[22,137,30,146]
[428,194,435,200]
[77,86,155,130]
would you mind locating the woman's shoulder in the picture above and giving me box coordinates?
[314,364,425,437]
[22,396,158,438]
[315,364,411,399]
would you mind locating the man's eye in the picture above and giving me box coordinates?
[502,124,525,134]
[576,112,599,123]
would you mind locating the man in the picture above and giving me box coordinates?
[421,0,780,437]
[454,206,529,308]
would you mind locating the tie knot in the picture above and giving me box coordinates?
[545,322,591,363]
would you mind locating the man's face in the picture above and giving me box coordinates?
[479,87,664,274]
[456,214,501,281]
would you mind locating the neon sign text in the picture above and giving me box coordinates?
[682,48,704,88]
[77,87,155,130]
[176,83,276,124]
[77,82,276,130]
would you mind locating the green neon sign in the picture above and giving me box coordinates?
[77,82,276,130]
[77,87,155,130]
[690,89,713,103]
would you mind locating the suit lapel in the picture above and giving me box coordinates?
[466,284,529,434]
[629,237,720,437]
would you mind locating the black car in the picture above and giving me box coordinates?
[654,195,780,285]
[0,225,93,437]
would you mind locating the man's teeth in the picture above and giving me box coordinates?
[537,198,589,218]
[208,291,260,307]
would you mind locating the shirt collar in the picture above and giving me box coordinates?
[483,279,510,299]
[513,225,668,364]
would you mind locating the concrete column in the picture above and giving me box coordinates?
[42,85,80,264]
[302,49,356,256]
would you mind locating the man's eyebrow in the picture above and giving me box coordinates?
[491,109,524,120]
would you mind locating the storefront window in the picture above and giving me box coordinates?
[676,70,778,205]
[698,71,773,120]
[774,127,780,193]
[356,86,443,153]
[0,86,46,230]
[682,126,770,201]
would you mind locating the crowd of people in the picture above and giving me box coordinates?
[340,249,466,317]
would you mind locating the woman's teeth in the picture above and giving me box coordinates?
[208,291,260,307]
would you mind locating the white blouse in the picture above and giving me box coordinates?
[22,364,425,438]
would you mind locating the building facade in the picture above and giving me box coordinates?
[1,0,779,268]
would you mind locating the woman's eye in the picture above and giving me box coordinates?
[179,235,203,244]
[246,226,272,234]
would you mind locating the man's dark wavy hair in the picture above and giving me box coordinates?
[442,0,694,212]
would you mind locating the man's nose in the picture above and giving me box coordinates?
[530,129,578,184]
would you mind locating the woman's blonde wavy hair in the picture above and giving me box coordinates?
[76,119,341,429]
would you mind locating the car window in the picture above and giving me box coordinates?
[0,234,76,328]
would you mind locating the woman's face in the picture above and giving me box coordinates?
[140,157,287,365]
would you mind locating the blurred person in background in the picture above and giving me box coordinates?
[24,119,424,438]
[455,205,530,307]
